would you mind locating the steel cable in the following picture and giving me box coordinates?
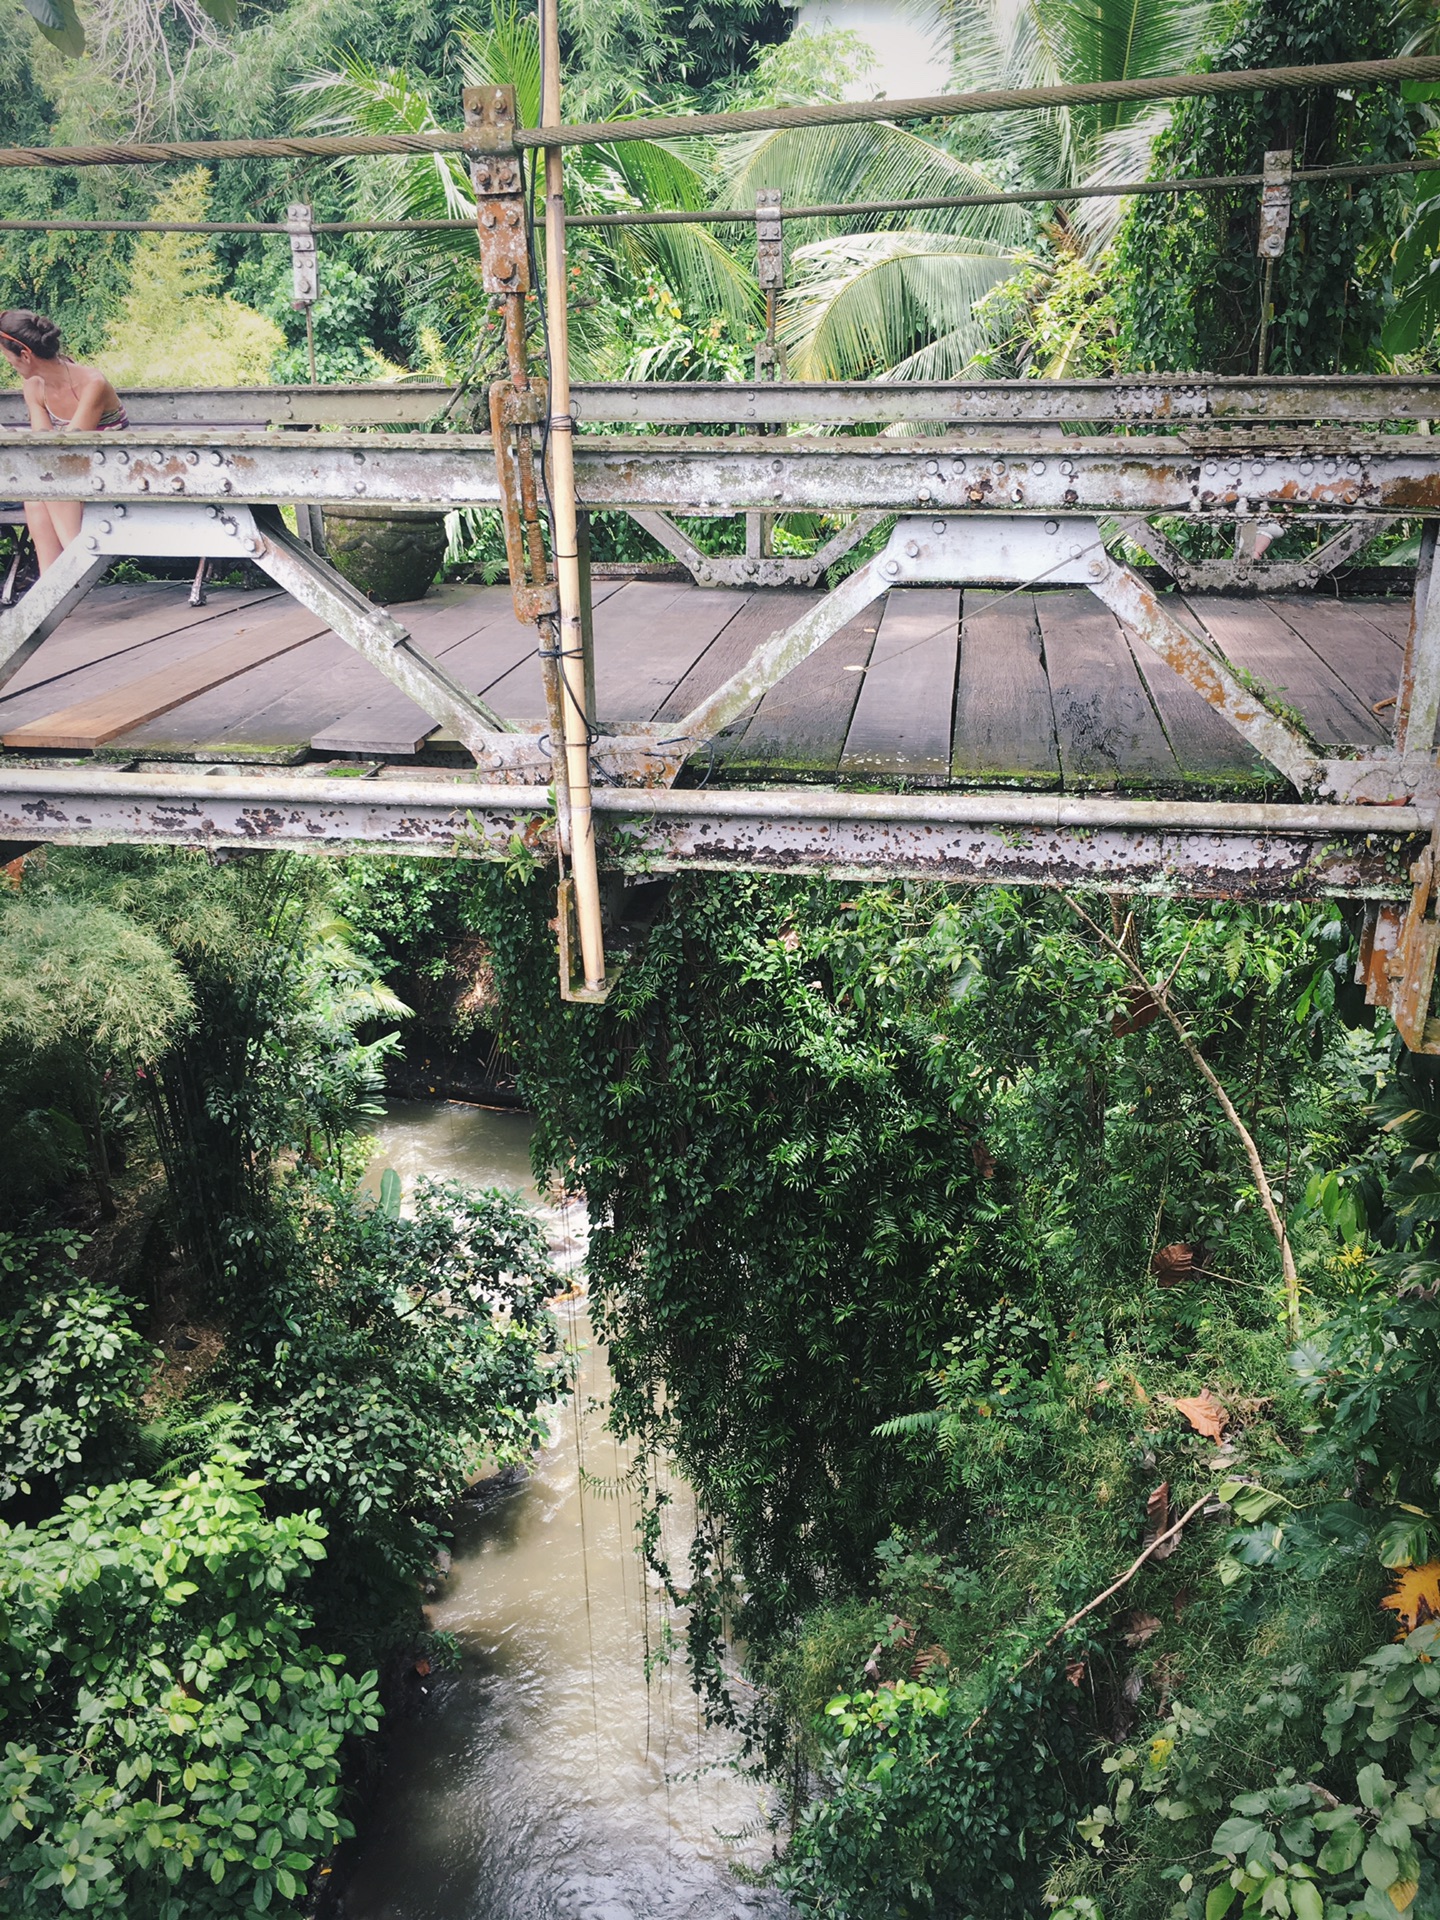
[0,54,1438,167]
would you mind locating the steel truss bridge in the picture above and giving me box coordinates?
[3,59,1440,1035]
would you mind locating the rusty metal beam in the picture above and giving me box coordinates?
[6,432,1439,518]
[1087,550,1320,791]
[0,539,111,692]
[0,765,1423,897]
[9,377,1440,433]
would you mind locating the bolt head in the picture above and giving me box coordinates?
[932,521,945,535]
[917,486,931,501]
[903,540,920,557]
[170,476,185,492]
[1032,460,1046,476]
[354,481,366,494]
[84,536,98,550]
[91,477,105,490]
[210,450,224,466]
[925,460,939,476]
[1044,520,1059,534]
[1088,559,1104,578]
[99,519,112,534]
[882,558,900,576]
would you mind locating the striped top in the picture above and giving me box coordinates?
[45,400,128,430]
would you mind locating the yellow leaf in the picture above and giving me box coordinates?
[1381,1563,1440,1637]
[1389,1878,1419,1912]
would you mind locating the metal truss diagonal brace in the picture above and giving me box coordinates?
[1087,554,1321,792]
[629,507,884,589]
[672,548,889,743]
[248,511,514,752]
[0,538,111,693]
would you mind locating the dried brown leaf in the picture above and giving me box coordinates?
[1121,1610,1162,1649]
[1166,1388,1229,1442]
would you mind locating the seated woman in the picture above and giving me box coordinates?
[0,309,128,574]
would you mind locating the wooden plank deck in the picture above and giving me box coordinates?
[0,576,1412,794]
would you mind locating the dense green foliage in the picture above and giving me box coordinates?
[0,848,563,1913]
[1115,0,1423,375]
[401,853,1440,1919]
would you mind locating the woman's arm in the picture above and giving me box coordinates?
[20,374,51,431]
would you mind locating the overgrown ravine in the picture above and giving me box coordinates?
[340,1100,787,1920]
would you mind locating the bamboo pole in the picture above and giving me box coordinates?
[540,0,606,993]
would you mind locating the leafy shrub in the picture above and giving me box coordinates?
[0,1453,378,1917]
[216,1176,561,1613]
[0,1229,151,1505]
[779,1664,1088,1919]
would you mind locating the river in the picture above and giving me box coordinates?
[340,1099,789,1920]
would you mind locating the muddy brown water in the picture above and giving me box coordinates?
[342,1100,789,1920]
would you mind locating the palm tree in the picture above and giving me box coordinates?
[298,3,758,379]
[719,0,1223,381]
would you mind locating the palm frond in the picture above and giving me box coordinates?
[720,121,1032,250]
[780,230,1025,380]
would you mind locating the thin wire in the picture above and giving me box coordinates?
[0,153,1432,235]
[564,1232,602,1770]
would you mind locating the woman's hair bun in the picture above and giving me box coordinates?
[0,309,63,358]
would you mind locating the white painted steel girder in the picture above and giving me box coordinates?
[0,766,1424,898]
[5,432,1440,516]
[9,377,1440,430]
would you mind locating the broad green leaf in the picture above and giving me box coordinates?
[1206,1884,1238,1920]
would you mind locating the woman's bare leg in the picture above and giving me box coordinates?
[48,500,82,554]
[24,501,64,572]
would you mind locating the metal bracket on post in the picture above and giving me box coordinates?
[1256,148,1292,375]
[749,187,786,564]
[754,188,785,380]
[465,83,568,844]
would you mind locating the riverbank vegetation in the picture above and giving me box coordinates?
[442,863,1440,1920]
[0,848,562,1914]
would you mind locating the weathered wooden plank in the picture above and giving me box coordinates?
[720,603,880,779]
[656,588,819,724]
[481,581,742,724]
[1035,589,1179,787]
[841,587,958,781]
[1349,596,1413,649]
[311,587,529,754]
[0,585,281,714]
[1187,594,1389,747]
[951,589,1059,786]
[1264,596,1403,717]
[4,604,328,749]
[115,632,380,760]
[1124,630,1269,781]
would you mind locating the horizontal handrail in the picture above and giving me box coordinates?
[5,377,1440,430]
[0,56,1437,168]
